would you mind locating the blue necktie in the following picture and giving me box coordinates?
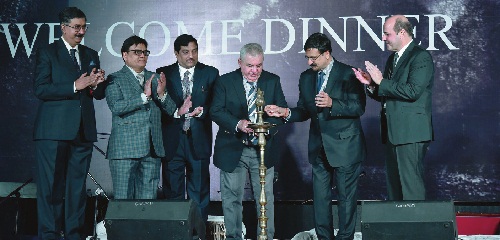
[247,81,258,145]
[317,71,325,93]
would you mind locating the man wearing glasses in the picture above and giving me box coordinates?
[266,33,366,240]
[105,35,176,200]
[33,7,106,240]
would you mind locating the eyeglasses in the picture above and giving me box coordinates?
[64,24,88,31]
[304,53,323,61]
[128,50,151,56]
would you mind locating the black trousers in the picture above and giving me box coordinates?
[312,150,361,240]
[35,133,92,240]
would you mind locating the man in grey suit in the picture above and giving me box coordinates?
[210,43,287,239]
[266,33,367,240]
[156,34,219,222]
[353,15,434,200]
[105,35,176,199]
[33,7,106,240]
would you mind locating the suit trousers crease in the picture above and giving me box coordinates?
[109,143,161,200]
[163,133,210,221]
[385,141,429,200]
[220,146,275,240]
[35,131,93,240]
[312,150,361,240]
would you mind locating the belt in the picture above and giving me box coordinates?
[181,129,192,137]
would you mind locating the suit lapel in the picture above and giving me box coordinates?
[191,64,203,97]
[393,41,415,77]
[169,64,184,101]
[308,72,317,100]
[323,61,340,94]
[56,40,78,76]
[122,66,143,93]
[79,47,89,74]
[232,69,247,113]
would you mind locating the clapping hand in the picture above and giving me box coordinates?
[143,75,153,99]
[352,67,372,85]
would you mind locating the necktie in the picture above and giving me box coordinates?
[393,52,399,69]
[136,73,144,86]
[247,81,258,145]
[182,71,191,131]
[389,53,399,79]
[317,71,325,93]
[69,49,80,71]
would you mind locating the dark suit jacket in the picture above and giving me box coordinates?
[105,66,176,160]
[368,41,434,145]
[210,69,288,172]
[156,62,219,160]
[289,59,366,167]
[34,39,105,142]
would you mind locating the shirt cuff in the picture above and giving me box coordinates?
[285,108,291,121]
[158,92,167,102]
[140,93,149,104]
[235,120,241,132]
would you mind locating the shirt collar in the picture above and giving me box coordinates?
[126,65,144,78]
[178,64,195,79]
[396,39,413,58]
[242,76,258,92]
[321,57,335,77]
[61,36,79,52]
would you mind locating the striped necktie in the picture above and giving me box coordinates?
[247,81,258,145]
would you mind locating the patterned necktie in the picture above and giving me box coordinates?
[182,71,191,131]
[393,52,399,69]
[69,49,80,71]
[247,81,258,145]
[136,73,144,86]
[389,52,399,79]
[317,71,325,93]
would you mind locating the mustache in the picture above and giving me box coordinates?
[310,63,317,67]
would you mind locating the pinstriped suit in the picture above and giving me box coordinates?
[105,65,176,199]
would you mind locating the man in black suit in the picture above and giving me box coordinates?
[266,33,366,240]
[353,15,434,200]
[33,7,106,240]
[156,34,219,222]
[210,43,287,239]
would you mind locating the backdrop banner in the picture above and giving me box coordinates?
[1,0,498,201]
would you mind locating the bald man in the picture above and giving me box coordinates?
[353,15,435,200]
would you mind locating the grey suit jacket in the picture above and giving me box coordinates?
[105,66,176,160]
[368,41,434,145]
[289,59,366,167]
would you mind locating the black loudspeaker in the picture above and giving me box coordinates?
[361,200,457,240]
[105,199,205,240]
